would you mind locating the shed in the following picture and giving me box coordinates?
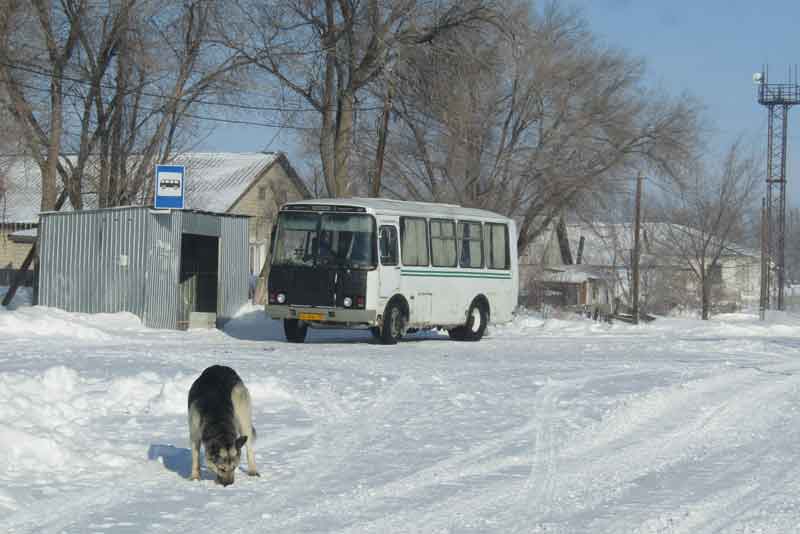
[37,206,249,330]
[526,265,614,316]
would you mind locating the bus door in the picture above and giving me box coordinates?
[377,220,400,299]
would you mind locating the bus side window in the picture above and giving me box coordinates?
[379,225,398,265]
[400,217,429,266]
[458,221,483,268]
[430,219,457,267]
[485,223,510,269]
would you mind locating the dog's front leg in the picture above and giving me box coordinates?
[190,440,201,480]
[246,444,260,477]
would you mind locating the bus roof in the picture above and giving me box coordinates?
[281,197,513,223]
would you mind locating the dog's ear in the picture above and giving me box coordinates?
[235,436,248,450]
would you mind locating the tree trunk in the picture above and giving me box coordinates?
[42,75,63,211]
[371,83,392,198]
[701,275,711,320]
[320,120,336,196]
[333,90,355,197]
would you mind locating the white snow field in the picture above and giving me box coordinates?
[3,301,800,533]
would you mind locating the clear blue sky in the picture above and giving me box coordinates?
[564,0,800,205]
[199,0,800,205]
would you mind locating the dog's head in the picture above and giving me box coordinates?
[205,435,247,486]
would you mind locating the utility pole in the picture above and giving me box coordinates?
[631,172,644,324]
[760,197,768,321]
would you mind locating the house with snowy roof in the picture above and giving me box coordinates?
[520,221,761,314]
[0,152,310,284]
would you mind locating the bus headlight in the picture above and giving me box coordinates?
[343,296,353,308]
[276,292,287,304]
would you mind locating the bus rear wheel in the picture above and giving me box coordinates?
[284,319,308,343]
[380,301,406,345]
[449,300,488,341]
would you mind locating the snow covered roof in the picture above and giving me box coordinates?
[0,152,308,223]
[540,265,615,284]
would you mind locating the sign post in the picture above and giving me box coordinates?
[154,164,185,209]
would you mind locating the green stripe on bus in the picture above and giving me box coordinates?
[400,270,511,278]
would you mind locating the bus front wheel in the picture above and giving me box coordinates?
[284,319,308,343]
[380,301,406,345]
[449,300,488,341]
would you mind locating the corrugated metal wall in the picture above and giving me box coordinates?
[144,210,181,329]
[39,208,149,315]
[219,215,249,324]
[39,207,249,330]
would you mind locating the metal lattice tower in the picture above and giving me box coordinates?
[757,67,800,313]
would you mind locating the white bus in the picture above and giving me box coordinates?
[265,198,518,344]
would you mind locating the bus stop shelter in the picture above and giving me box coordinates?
[37,206,249,329]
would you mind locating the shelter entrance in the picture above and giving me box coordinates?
[179,233,219,329]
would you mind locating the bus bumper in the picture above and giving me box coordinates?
[266,305,377,325]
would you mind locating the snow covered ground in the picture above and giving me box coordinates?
[3,298,800,533]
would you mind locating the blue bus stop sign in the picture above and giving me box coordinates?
[154,164,185,209]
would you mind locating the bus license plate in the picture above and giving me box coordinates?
[299,312,324,321]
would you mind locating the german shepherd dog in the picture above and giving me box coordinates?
[188,365,260,486]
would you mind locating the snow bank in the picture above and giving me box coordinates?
[0,365,200,483]
[0,305,146,342]
[0,358,299,484]
[222,302,285,341]
[492,308,800,341]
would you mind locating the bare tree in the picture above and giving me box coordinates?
[0,0,85,210]
[0,0,249,211]
[381,2,698,252]
[653,140,761,319]
[222,0,496,197]
[71,0,251,208]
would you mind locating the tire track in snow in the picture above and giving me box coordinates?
[553,360,800,532]
[264,379,576,534]
[519,379,562,517]
[178,374,426,533]
[342,360,800,533]
[4,468,169,533]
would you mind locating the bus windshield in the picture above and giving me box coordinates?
[272,211,377,269]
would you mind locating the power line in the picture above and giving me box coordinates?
[0,59,384,114]
[0,77,319,130]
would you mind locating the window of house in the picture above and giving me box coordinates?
[458,221,483,268]
[258,186,267,200]
[485,223,510,270]
[430,219,457,267]
[379,225,399,266]
[400,217,429,266]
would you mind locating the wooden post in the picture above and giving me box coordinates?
[2,242,37,307]
[631,173,644,324]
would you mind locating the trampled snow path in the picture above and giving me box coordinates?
[3,303,800,533]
